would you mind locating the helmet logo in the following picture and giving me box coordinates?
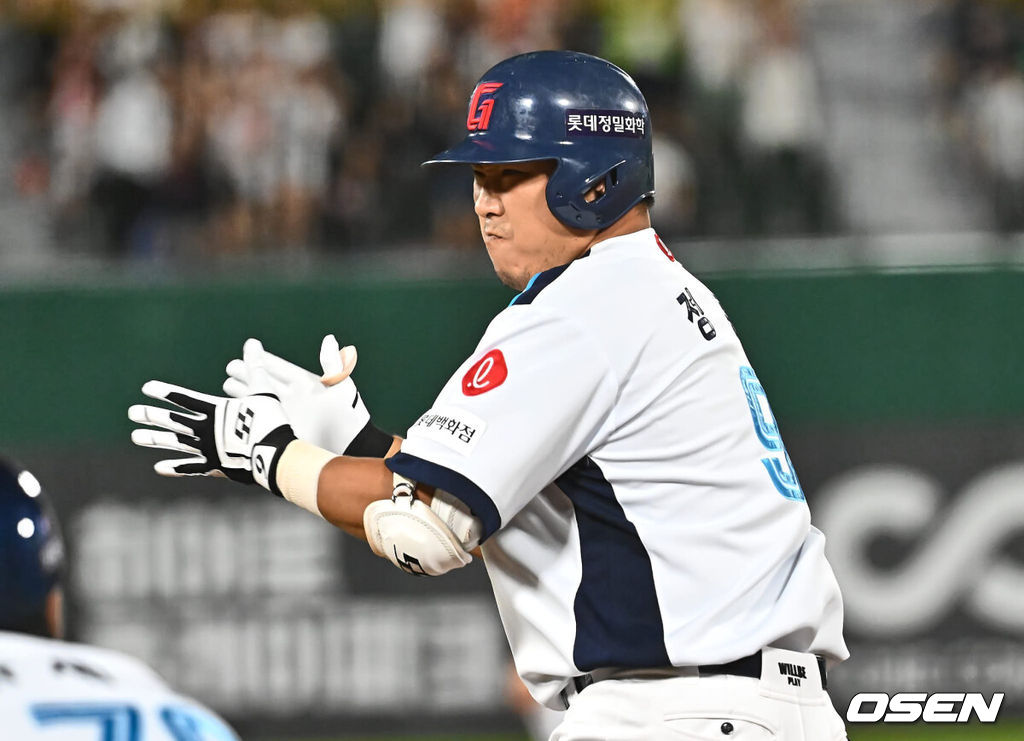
[467,82,504,131]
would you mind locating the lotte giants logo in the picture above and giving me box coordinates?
[462,349,507,396]
[467,82,503,131]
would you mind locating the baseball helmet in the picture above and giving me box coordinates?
[0,457,65,637]
[423,50,655,230]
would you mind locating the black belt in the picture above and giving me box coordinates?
[699,651,827,688]
[559,651,827,709]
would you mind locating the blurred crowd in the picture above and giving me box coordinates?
[937,0,1024,232]
[4,0,837,257]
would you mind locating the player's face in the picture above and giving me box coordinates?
[472,161,593,291]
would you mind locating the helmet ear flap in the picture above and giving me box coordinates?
[547,159,627,230]
[586,166,620,205]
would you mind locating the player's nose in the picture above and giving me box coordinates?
[474,186,504,219]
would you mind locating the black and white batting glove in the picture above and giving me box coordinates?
[222,335,393,457]
[129,380,297,495]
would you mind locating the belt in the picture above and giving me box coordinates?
[558,651,827,709]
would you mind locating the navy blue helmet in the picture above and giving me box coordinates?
[424,50,655,230]
[0,457,65,637]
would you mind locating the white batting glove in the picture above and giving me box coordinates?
[222,335,391,457]
[129,379,297,495]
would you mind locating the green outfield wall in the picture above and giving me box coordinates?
[1,265,1022,446]
[2,263,1023,737]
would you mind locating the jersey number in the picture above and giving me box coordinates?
[32,703,233,741]
[739,366,804,501]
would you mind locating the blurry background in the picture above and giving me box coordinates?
[0,0,1023,739]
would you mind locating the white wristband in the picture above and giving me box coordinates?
[275,440,335,518]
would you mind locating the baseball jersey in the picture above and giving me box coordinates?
[0,631,239,740]
[386,228,847,709]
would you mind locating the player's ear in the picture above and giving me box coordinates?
[583,179,607,204]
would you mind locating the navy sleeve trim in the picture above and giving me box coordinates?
[385,452,502,540]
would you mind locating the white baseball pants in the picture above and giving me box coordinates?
[549,648,848,740]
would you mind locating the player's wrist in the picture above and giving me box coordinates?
[273,439,335,518]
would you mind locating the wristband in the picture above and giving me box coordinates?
[345,420,394,458]
[274,440,336,518]
[260,425,298,496]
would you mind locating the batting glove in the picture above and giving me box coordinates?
[129,380,296,495]
[222,335,392,457]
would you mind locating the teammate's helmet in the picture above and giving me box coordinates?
[423,50,655,230]
[0,457,65,637]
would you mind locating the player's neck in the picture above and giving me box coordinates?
[584,205,652,252]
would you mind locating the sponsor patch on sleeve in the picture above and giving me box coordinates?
[409,406,487,456]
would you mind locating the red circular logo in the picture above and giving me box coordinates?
[462,349,508,396]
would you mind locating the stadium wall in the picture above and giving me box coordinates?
[1,265,1022,735]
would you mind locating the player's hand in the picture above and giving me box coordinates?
[221,335,374,455]
[128,379,296,495]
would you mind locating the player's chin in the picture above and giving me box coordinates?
[484,244,527,291]
[493,265,529,292]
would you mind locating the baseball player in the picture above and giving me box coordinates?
[130,51,849,739]
[0,455,241,741]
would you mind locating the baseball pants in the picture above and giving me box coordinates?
[550,648,848,740]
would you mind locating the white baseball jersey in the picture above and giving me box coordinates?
[387,228,847,709]
[0,631,239,740]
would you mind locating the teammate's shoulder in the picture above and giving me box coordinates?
[0,630,73,658]
[0,630,48,655]
[0,631,168,688]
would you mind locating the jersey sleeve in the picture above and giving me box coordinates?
[386,305,618,540]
